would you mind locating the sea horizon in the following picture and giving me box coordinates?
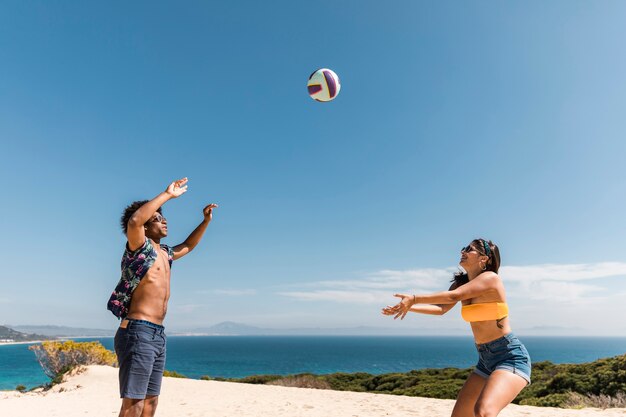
[4,333,626,343]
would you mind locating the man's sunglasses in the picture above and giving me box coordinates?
[148,213,166,224]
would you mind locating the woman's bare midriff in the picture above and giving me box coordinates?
[470,317,512,344]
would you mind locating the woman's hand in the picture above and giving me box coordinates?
[381,294,416,320]
[381,305,397,316]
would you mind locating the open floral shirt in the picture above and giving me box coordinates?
[107,238,174,319]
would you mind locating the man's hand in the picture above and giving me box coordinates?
[203,203,219,222]
[166,178,189,198]
[172,202,219,260]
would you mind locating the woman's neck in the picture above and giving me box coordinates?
[467,267,482,280]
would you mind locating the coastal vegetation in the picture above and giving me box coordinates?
[163,370,187,378]
[27,341,186,385]
[215,354,626,409]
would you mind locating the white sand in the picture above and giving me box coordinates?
[1,366,624,417]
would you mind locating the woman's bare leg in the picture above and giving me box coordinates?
[451,372,487,417]
[473,370,528,417]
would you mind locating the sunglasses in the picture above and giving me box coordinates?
[147,213,166,224]
[461,245,477,254]
[461,240,492,256]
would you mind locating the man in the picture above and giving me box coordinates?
[107,177,217,417]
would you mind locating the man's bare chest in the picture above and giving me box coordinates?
[138,249,171,287]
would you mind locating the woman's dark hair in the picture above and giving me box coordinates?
[120,200,162,235]
[452,238,501,287]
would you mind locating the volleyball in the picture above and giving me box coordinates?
[307,68,341,102]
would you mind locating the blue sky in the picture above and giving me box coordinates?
[1,1,625,335]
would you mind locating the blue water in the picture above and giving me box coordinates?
[1,336,624,390]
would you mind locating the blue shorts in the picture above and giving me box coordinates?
[114,319,167,399]
[474,333,531,384]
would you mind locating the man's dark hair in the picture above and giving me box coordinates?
[120,200,163,235]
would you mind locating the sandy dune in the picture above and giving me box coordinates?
[1,366,624,417]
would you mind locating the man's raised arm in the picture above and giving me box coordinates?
[127,178,188,251]
[173,203,218,260]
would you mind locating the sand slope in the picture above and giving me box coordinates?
[1,366,624,417]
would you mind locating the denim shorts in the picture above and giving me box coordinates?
[474,333,531,384]
[114,319,167,399]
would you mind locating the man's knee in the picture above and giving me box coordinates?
[144,395,158,407]
[119,398,144,417]
[141,395,159,417]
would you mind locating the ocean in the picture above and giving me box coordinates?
[1,336,624,390]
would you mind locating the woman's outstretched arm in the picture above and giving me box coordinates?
[382,303,456,316]
[389,272,499,319]
[382,283,458,317]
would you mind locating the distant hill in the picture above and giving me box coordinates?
[9,325,114,337]
[0,325,52,342]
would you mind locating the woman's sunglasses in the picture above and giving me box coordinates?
[461,240,491,256]
[461,245,476,253]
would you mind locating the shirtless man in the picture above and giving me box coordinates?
[107,178,217,417]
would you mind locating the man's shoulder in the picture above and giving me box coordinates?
[123,238,157,262]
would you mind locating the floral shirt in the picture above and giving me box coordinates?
[107,238,174,319]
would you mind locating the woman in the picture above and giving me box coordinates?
[382,238,531,417]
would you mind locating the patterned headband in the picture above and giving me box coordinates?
[480,239,491,256]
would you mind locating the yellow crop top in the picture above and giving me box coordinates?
[461,302,508,322]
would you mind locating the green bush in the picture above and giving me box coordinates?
[563,392,626,408]
[520,393,573,407]
[516,354,626,407]
[235,374,283,384]
[163,370,187,378]
[318,367,470,399]
[268,374,331,389]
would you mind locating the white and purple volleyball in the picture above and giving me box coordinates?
[307,68,341,102]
